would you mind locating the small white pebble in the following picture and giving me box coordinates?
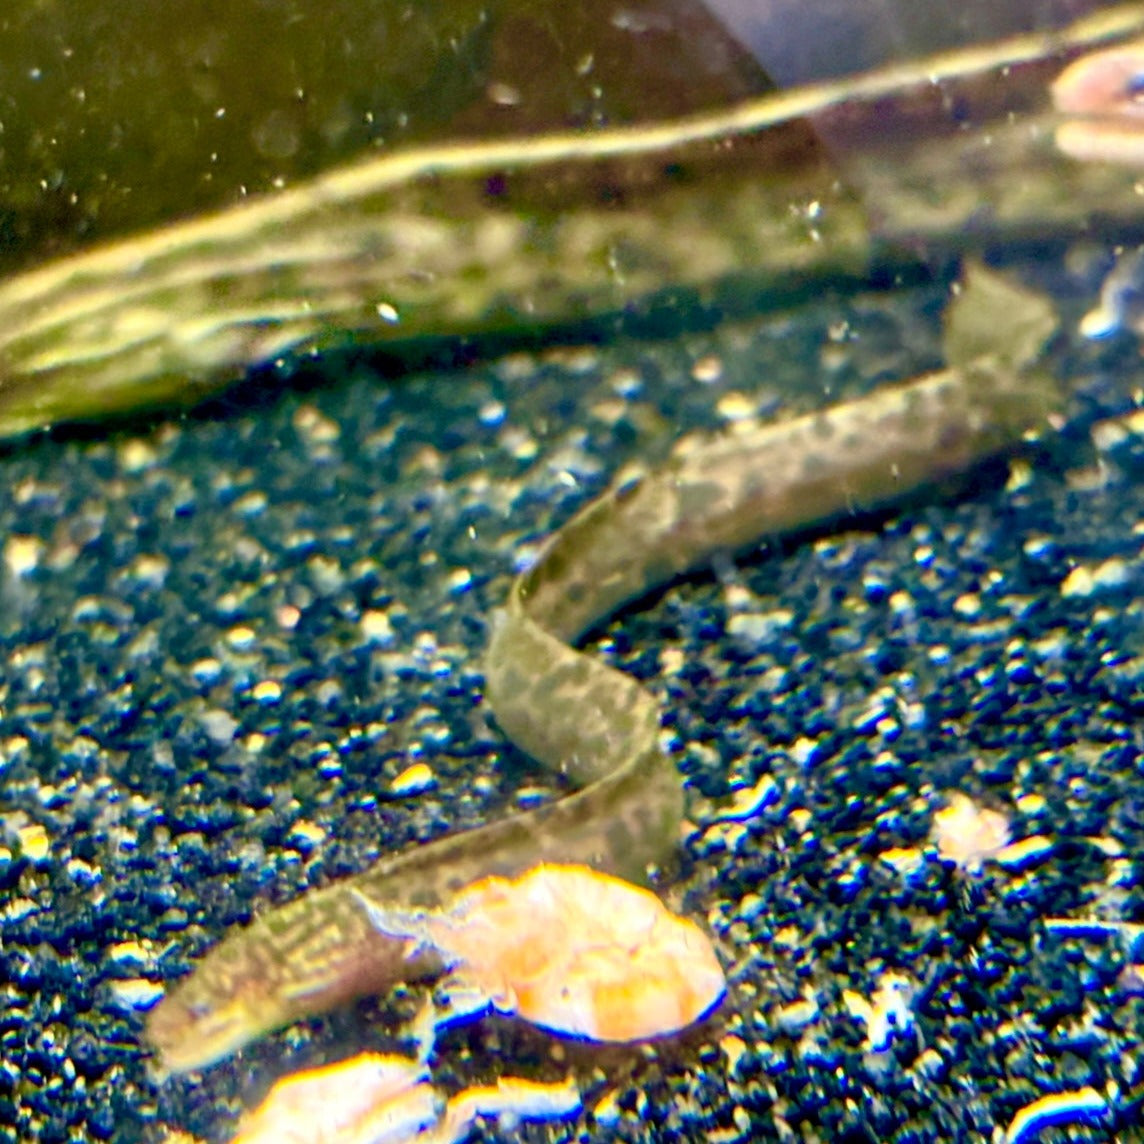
[1015,793,1047,816]
[720,1034,748,1072]
[309,556,345,595]
[1060,559,1130,598]
[952,593,981,618]
[225,625,257,650]
[888,590,916,614]
[288,820,327,849]
[190,657,224,684]
[717,775,779,822]
[774,995,819,1032]
[478,400,506,427]
[4,536,44,577]
[1092,558,1130,589]
[1005,459,1033,491]
[1090,418,1130,452]
[609,368,642,398]
[592,1090,622,1126]
[690,354,724,383]
[994,834,1054,870]
[588,397,628,426]
[317,754,343,779]
[877,846,925,876]
[514,785,551,809]
[277,605,301,631]
[727,610,793,643]
[118,438,158,473]
[390,763,437,797]
[1059,567,1094,597]
[251,680,283,705]
[495,352,536,382]
[16,823,50,863]
[361,610,396,646]
[932,793,1010,870]
[233,490,269,517]
[199,710,238,744]
[546,346,598,375]
[499,425,538,462]
[107,979,165,1012]
[1003,1086,1108,1144]
[126,554,170,587]
[4,897,39,922]
[843,973,914,1052]
[106,941,154,970]
[447,568,473,595]
[1079,304,1120,339]
[715,392,757,423]
[293,404,341,443]
[789,737,821,767]
[66,858,101,887]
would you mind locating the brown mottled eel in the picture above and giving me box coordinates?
[145,265,1061,1073]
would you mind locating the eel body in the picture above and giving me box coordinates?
[144,265,1062,1074]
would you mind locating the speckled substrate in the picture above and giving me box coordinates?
[0,259,1141,1144]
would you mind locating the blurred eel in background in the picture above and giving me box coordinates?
[1053,35,1144,162]
[0,3,1142,436]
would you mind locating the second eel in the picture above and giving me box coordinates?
[145,264,1062,1073]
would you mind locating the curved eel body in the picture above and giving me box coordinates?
[145,265,1061,1074]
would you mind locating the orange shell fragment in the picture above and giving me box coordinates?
[224,1052,582,1144]
[229,1053,439,1144]
[403,863,725,1042]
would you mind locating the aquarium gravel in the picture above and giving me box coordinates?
[0,265,1141,1143]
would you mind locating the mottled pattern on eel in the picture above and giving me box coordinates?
[145,265,1061,1074]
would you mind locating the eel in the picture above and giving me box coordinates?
[1053,36,1144,164]
[1,4,1143,441]
[145,263,1063,1074]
